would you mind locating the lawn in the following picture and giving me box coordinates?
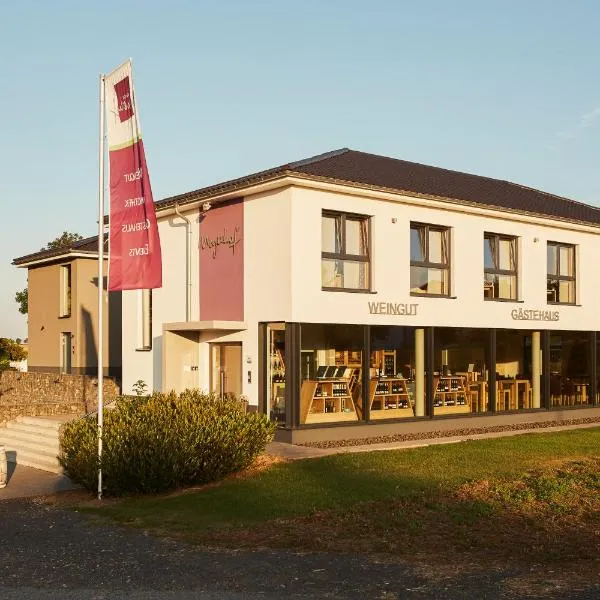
[79,428,600,586]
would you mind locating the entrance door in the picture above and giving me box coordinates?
[210,343,242,398]
[60,332,72,374]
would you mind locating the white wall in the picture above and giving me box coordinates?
[290,186,600,331]
[121,213,192,394]
[122,180,600,401]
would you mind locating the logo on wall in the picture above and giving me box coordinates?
[200,226,241,258]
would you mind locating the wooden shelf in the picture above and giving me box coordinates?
[433,376,470,414]
[300,378,358,424]
[369,377,414,420]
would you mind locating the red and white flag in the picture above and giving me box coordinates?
[105,60,162,291]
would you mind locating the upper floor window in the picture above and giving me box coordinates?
[59,264,72,317]
[410,223,450,296]
[547,242,575,304]
[484,233,518,300]
[321,211,370,291]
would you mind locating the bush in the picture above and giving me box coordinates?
[59,390,276,495]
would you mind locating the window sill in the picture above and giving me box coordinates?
[483,298,524,303]
[547,302,581,307]
[410,293,456,299]
[322,287,377,294]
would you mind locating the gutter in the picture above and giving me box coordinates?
[174,203,192,322]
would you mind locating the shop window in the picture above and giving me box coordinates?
[434,328,490,414]
[267,323,286,424]
[496,330,537,411]
[484,233,518,300]
[547,242,575,304]
[137,289,152,350]
[410,223,450,296]
[300,324,363,424]
[321,211,370,291]
[370,326,422,419]
[59,264,72,317]
[549,332,590,407]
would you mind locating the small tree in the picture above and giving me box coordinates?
[43,231,83,251]
[0,338,27,370]
[15,288,28,315]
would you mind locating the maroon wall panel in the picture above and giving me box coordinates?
[199,199,244,321]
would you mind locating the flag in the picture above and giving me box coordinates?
[105,60,162,290]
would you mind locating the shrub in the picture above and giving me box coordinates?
[59,390,276,495]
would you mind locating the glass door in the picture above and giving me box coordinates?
[210,343,242,398]
[60,332,72,374]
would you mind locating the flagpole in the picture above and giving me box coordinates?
[97,73,106,500]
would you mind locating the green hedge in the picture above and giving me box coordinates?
[59,390,276,495]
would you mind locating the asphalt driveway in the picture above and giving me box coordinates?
[1,499,599,600]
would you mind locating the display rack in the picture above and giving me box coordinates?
[432,376,470,414]
[369,377,413,419]
[300,378,358,424]
[270,347,286,420]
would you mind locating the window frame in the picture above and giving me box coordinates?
[59,264,72,318]
[321,210,371,293]
[483,233,519,301]
[547,241,576,305]
[409,222,451,297]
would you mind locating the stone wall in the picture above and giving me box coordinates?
[0,370,120,425]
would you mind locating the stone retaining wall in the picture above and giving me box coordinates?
[0,370,120,425]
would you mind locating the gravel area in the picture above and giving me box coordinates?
[1,499,599,599]
[299,416,600,448]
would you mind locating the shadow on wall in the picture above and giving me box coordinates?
[81,307,98,373]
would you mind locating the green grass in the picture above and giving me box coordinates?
[84,427,600,533]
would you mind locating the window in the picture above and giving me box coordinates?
[410,223,450,296]
[59,265,72,317]
[484,234,518,300]
[547,242,575,304]
[321,211,370,291]
[137,289,152,350]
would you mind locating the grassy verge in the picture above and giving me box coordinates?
[75,428,600,587]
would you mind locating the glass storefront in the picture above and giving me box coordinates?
[262,323,598,427]
[300,324,363,424]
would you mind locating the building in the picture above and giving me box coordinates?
[12,237,122,380]
[120,148,600,441]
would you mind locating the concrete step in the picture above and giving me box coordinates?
[4,448,63,474]
[17,415,75,429]
[0,431,59,454]
[6,422,65,440]
[0,415,75,474]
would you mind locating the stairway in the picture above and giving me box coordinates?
[0,415,76,474]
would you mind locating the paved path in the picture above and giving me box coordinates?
[0,463,79,501]
[1,499,598,599]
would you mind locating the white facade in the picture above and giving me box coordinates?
[121,177,600,409]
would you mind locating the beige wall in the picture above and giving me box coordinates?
[26,257,120,376]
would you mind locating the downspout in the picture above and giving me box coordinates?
[174,203,192,322]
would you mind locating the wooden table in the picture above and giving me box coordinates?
[497,379,531,410]
[467,381,488,412]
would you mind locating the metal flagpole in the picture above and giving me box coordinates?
[97,73,106,500]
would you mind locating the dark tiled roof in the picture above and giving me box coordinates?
[156,148,600,226]
[12,235,105,266]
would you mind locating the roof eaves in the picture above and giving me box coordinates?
[285,171,600,229]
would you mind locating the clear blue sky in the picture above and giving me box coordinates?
[1,0,600,339]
